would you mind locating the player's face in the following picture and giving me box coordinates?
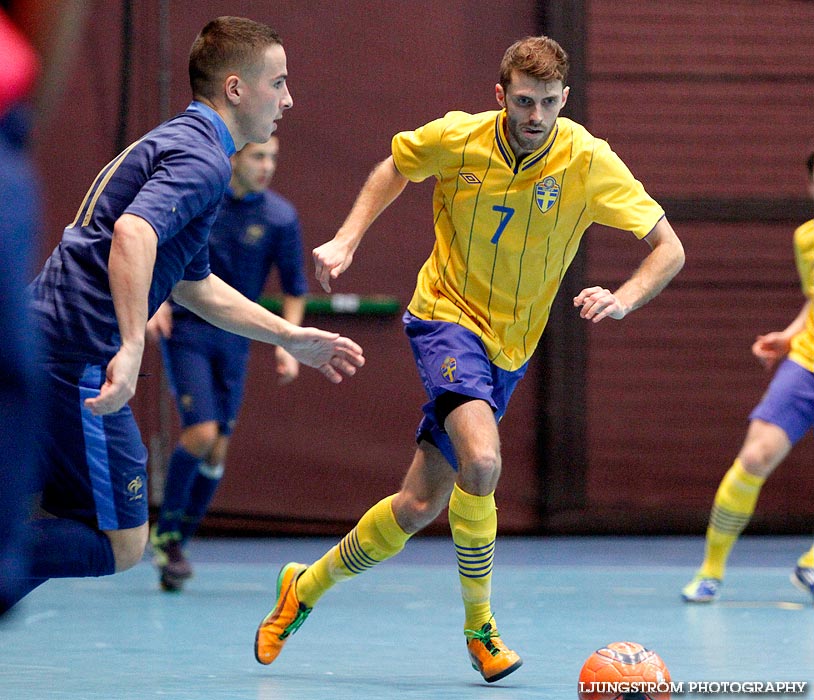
[231,137,279,196]
[235,43,293,145]
[495,71,568,158]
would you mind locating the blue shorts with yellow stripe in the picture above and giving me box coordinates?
[749,357,814,445]
[403,311,528,470]
[36,362,148,531]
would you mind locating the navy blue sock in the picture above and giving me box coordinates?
[5,518,116,607]
[2,518,117,611]
[156,446,201,536]
[29,518,116,578]
[179,464,223,543]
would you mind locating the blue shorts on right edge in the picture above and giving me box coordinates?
[403,311,528,470]
[749,357,814,445]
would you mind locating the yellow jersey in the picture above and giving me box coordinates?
[788,219,814,371]
[392,110,664,371]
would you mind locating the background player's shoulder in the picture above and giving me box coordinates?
[263,189,299,226]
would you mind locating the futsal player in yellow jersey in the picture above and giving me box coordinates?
[682,150,814,604]
[255,36,685,682]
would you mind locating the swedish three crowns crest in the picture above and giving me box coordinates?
[535,176,560,213]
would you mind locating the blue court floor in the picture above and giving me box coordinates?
[1,535,812,700]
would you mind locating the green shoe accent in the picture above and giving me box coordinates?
[150,524,182,547]
[275,563,312,639]
[150,524,192,589]
[280,605,311,639]
[464,622,501,657]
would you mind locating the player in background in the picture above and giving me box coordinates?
[146,135,308,592]
[0,4,42,617]
[2,16,363,614]
[254,35,684,683]
[0,0,87,618]
[682,149,814,603]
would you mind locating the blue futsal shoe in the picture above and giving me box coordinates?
[790,566,814,601]
[681,575,721,603]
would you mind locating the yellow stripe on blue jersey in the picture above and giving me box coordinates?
[391,111,665,371]
[788,219,814,371]
[69,139,144,228]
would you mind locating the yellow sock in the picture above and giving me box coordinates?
[296,495,410,607]
[699,459,765,580]
[448,484,497,631]
[797,544,814,569]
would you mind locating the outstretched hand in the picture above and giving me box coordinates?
[752,332,790,372]
[285,326,365,383]
[313,239,354,293]
[573,286,629,323]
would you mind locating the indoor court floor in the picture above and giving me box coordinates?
[1,535,812,700]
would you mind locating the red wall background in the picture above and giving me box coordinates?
[581,0,814,533]
[32,0,814,535]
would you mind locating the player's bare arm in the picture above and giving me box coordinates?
[172,275,365,383]
[574,216,684,323]
[85,213,156,415]
[313,156,408,292]
[145,300,173,342]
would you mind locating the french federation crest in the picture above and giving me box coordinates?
[242,224,266,245]
[127,476,144,502]
[535,176,560,213]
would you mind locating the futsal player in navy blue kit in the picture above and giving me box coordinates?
[0,5,40,616]
[0,0,87,618]
[147,135,308,591]
[3,16,364,613]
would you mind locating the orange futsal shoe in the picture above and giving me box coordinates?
[254,562,312,665]
[465,621,523,683]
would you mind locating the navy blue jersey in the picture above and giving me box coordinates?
[171,186,308,328]
[30,101,235,362]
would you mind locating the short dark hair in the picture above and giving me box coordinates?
[189,16,282,100]
[499,36,569,90]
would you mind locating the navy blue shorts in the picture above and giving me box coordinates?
[749,357,814,445]
[403,311,528,470]
[161,321,250,435]
[36,362,149,530]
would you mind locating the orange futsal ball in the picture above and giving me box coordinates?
[577,641,671,700]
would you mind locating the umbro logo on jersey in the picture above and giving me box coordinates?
[535,176,560,213]
[459,172,481,185]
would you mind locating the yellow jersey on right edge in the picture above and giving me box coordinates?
[788,218,814,371]
[392,111,665,372]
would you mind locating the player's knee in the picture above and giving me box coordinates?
[108,524,149,572]
[180,421,220,456]
[459,447,501,491]
[738,420,791,477]
[394,491,447,533]
[738,443,781,477]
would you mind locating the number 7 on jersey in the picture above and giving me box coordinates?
[491,205,515,244]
